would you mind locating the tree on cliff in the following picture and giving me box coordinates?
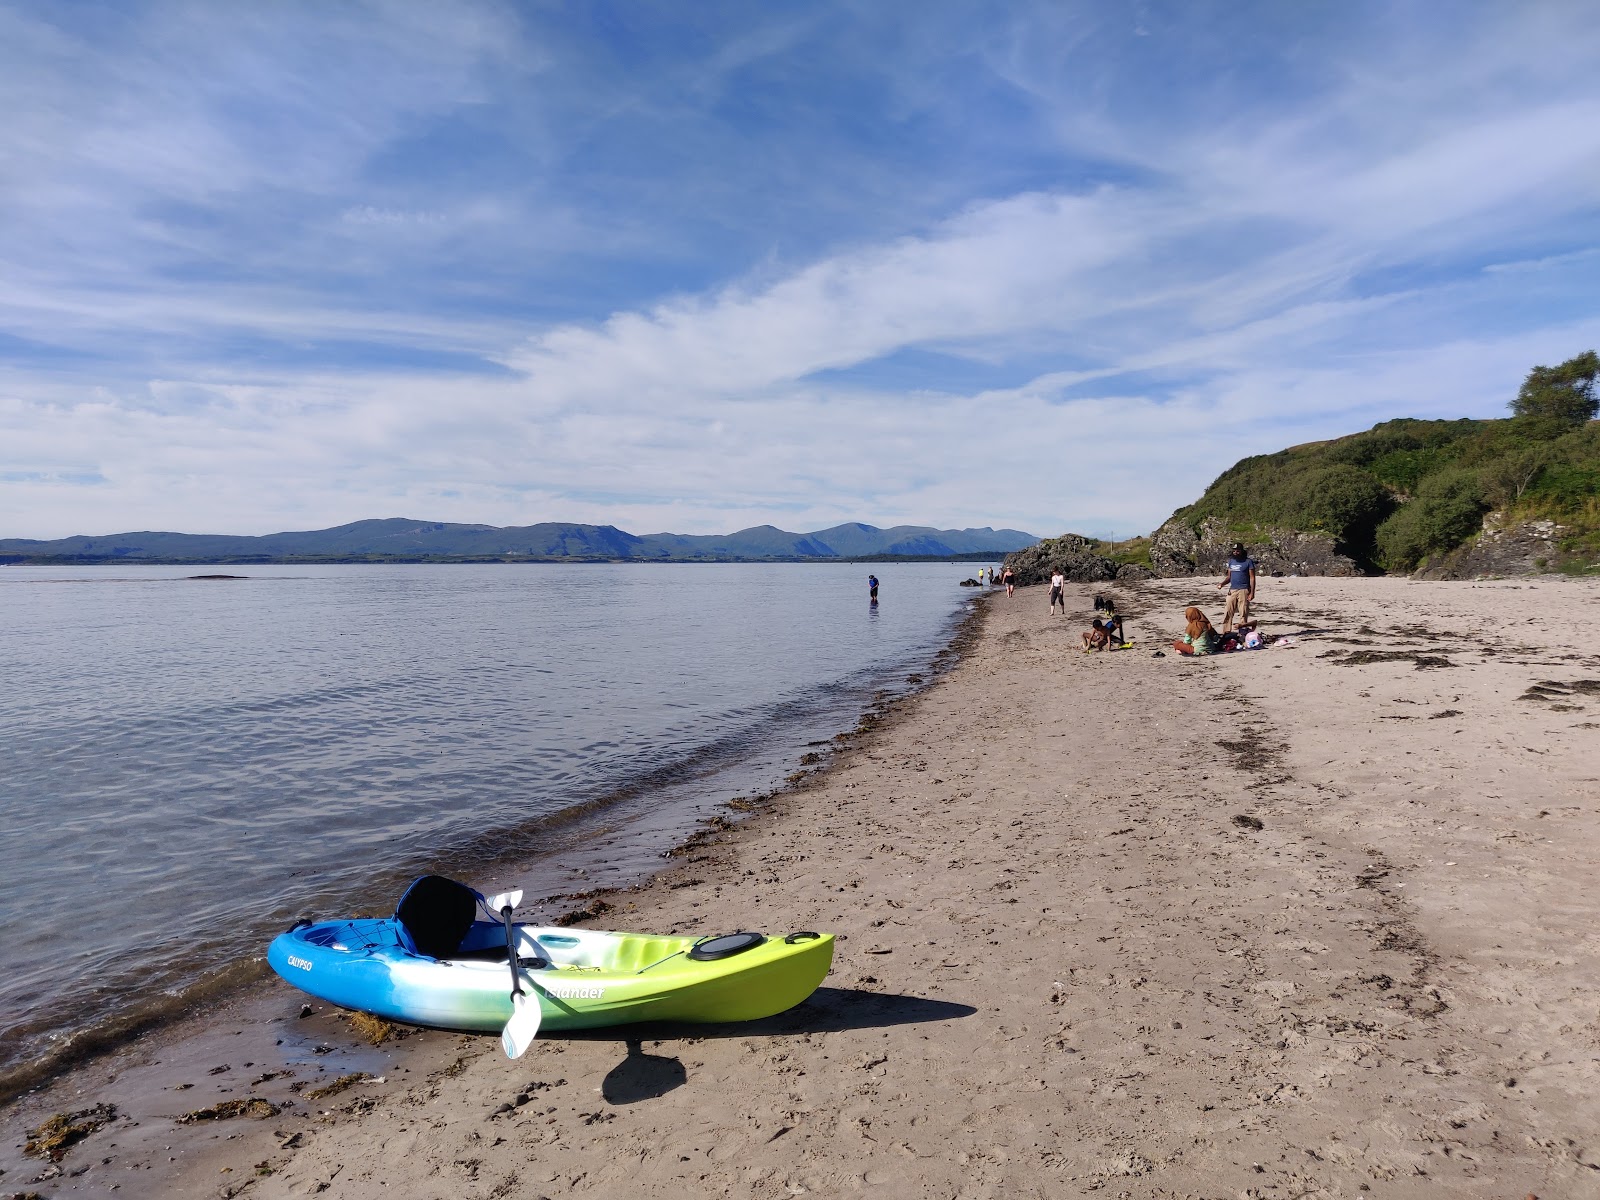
[1509,350,1599,425]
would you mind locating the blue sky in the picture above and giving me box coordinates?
[3,0,1599,540]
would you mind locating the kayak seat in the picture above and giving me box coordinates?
[451,945,510,962]
[395,875,479,959]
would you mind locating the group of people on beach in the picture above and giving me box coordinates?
[976,566,1015,595]
[1015,565,1131,651]
[1171,543,1259,656]
[1008,541,1261,657]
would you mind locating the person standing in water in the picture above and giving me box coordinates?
[868,574,880,603]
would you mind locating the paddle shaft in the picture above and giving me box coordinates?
[500,905,524,999]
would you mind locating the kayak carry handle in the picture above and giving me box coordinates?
[784,931,821,944]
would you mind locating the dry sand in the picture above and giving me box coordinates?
[8,575,1600,1199]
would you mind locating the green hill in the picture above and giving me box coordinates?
[1004,351,1599,585]
[1167,351,1599,575]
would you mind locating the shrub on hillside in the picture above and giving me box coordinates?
[1279,465,1394,542]
[1376,468,1488,570]
[1321,419,1484,485]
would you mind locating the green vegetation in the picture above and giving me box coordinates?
[1087,535,1153,571]
[1171,351,1600,573]
[1509,350,1598,425]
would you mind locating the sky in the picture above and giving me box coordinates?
[3,1,1600,541]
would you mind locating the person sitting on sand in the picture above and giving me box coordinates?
[1171,606,1220,656]
[1083,619,1112,652]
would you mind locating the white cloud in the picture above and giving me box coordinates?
[3,2,1600,541]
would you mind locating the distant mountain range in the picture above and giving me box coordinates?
[0,518,1039,564]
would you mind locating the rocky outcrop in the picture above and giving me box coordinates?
[1000,535,1119,586]
[1149,517,1362,578]
[1000,520,1359,586]
[1414,512,1567,579]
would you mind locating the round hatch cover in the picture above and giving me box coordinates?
[688,931,766,961]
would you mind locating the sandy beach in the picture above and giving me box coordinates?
[8,574,1600,1199]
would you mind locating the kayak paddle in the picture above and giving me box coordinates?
[485,889,541,1058]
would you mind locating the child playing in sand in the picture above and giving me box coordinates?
[1082,619,1112,652]
[1095,596,1127,647]
[1171,606,1220,656]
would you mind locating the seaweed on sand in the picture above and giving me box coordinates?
[24,1103,117,1161]
[176,1097,281,1124]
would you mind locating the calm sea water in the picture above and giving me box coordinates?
[0,561,981,1095]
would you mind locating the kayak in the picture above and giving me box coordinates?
[266,876,833,1034]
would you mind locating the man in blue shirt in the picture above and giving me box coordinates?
[1217,542,1256,631]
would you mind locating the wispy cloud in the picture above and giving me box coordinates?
[3,1,1599,539]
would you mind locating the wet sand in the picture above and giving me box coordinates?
[7,575,1600,1198]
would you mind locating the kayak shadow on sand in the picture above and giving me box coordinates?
[577,986,976,1046]
[593,988,974,1104]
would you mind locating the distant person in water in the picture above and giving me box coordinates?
[868,574,879,602]
[1216,542,1257,631]
[1172,606,1220,656]
[1048,570,1065,615]
[1002,567,1015,597]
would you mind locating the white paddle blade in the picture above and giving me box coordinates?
[485,889,523,914]
[501,988,541,1059]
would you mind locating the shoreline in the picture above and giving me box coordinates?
[8,575,1600,1198]
[0,594,988,1188]
[0,580,979,1109]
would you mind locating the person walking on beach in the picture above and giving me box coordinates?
[1048,570,1065,615]
[1216,543,1256,631]
[1002,566,1015,597]
[868,574,880,603]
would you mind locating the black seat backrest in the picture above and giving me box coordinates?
[395,875,479,959]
